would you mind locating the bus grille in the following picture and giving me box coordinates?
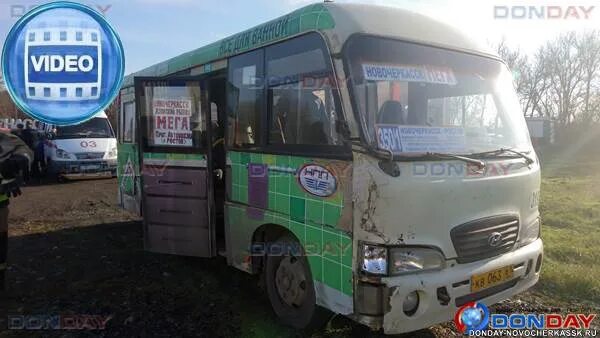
[450,215,519,263]
[75,152,105,160]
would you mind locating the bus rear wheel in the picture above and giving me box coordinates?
[264,234,329,330]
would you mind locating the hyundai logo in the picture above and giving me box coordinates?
[488,232,503,247]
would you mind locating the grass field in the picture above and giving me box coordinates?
[535,140,600,308]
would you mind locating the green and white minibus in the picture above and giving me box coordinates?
[117,2,543,333]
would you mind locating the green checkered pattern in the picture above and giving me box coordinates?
[293,3,336,34]
[228,151,352,296]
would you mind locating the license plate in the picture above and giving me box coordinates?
[81,165,100,171]
[471,266,514,292]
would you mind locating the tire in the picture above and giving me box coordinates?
[264,234,330,330]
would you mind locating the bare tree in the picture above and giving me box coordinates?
[576,30,600,123]
[0,91,24,120]
[542,32,586,125]
[496,38,530,103]
[496,30,600,125]
[495,39,551,118]
[520,50,552,118]
[104,97,120,131]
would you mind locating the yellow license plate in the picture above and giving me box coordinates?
[471,266,514,292]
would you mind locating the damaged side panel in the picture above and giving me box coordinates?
[353,153,395,244]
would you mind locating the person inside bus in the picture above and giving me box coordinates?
[272,94,291,144]
[377,100,406,125]
[298,89,329,144]
[273,89,329,145]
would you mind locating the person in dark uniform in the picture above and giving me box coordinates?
[0,130,32,290]
[21,121,35,149]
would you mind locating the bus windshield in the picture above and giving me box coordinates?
[344,36,532,156]
[55,117,114,139]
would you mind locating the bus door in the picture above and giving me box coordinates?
[135,76,216,257]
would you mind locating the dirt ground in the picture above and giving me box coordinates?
[0,179,596,337]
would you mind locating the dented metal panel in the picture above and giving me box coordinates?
[353,153,541,258]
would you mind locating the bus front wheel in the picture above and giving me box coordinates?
[264,234,329,330]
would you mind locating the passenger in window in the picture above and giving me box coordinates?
[273,89,330,145]
[378,100,405,125]
[273,95,290,144]
[246,126,255,144]
[298,89,329,144]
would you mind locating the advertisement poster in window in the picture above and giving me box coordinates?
[152,98,193,146]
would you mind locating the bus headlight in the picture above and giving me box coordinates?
[361,244,387,275]
[519,218,541,247]
[389,247,444,275]
[361,244,445,275]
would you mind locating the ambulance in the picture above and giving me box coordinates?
[45,111,117,179]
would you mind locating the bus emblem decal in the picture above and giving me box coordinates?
[298,164,337,197]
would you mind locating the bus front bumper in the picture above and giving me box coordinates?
[353,239,543,334]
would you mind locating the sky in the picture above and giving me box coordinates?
[0,0,599,75]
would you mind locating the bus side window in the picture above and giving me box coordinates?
[266,33,340,146]
[121,101,135,143]
[227,49,264,148]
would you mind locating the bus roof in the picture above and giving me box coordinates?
[122,2,496,88]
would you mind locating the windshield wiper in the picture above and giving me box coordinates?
[351,141,395,161]
[421,153,486,168]
[474,148,535,165]
[356,142,487,166]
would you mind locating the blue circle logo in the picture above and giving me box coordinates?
[454,301,490,333]
[1,1,124,126]
[462,307,484,327]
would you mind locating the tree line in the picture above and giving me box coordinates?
[497,30,600,126]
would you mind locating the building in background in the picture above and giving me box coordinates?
[526,117,554,148]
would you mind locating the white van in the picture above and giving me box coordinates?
[45,111,118,179]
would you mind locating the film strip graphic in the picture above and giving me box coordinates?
[24,28,102,101]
